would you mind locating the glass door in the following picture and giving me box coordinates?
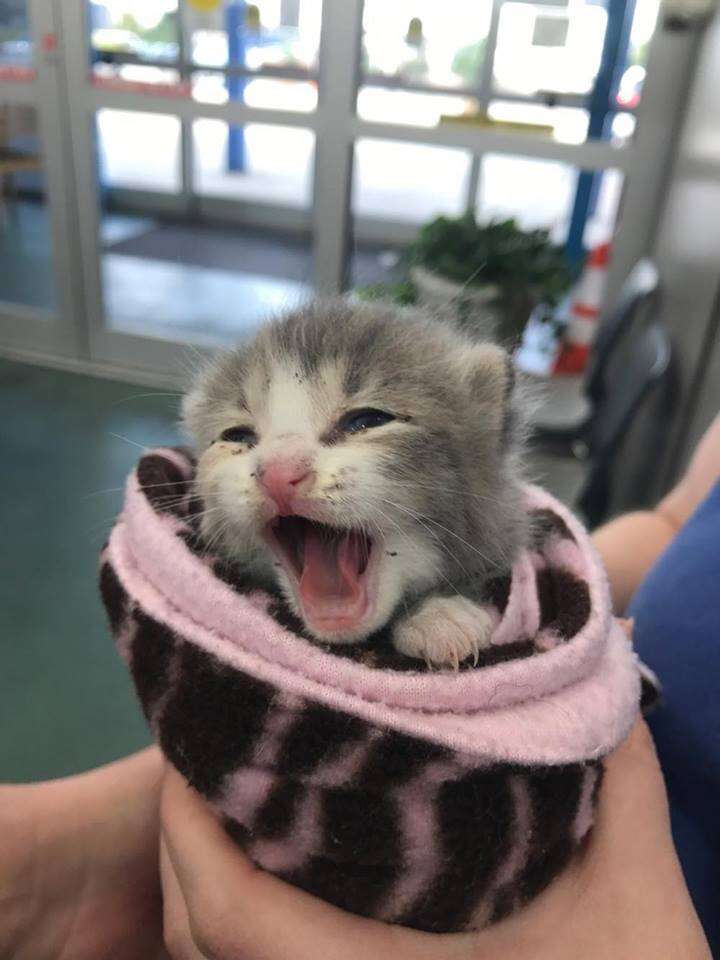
[348,0,659,275]
[51,0,667,381]
[0,0,84,360]
[60,0,335,376]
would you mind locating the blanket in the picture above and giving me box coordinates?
[101,446,653,933]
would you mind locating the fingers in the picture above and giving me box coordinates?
[160,764,449,960]
[603,718,665,818]
[585,717,679,887]
[160,837,208,960]
[160,765,256,916]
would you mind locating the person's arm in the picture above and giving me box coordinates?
[593,412,720,612]
[591,509,678,613]
[0,748,168,960]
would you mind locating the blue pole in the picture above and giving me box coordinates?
[565,0,636,265]
[226,1,247,173]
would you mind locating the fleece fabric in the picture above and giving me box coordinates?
[101,447,652,933]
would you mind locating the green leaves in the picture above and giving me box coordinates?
[408,213,574,307]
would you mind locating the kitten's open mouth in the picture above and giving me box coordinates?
[265,516,373,636]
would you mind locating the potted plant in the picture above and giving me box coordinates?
[408,214,574,343]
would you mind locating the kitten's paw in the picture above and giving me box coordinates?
[393,596,495,670]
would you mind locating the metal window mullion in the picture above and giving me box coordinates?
[98,52,317,83]
[25,0,87,356]
[352,118,630,171]
[311,0,363,295]
[56,0,110,361]
[87,87,319,129]
[177,0,195,213]
[466,0,503,216]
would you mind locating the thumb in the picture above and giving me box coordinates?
[591,718,672,858]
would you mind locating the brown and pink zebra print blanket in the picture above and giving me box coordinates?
[101,447,650,934]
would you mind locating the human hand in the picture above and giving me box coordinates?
[159,720,711,960]
[1,748,168,960]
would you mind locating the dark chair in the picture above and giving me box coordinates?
[533,257,661,451]
[576,321,675,527]
[584,258,660,410]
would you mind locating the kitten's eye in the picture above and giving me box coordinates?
[339,408,396,434]
[220,426,257,446]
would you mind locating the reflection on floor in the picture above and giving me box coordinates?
[103,217,315,343]
[0,200,56,310]
[0,200,399,339]
[0,358,585,782]
[102,254,310,346]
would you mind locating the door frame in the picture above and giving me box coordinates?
[0,0,86,362]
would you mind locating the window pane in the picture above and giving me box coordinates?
[0,0,32,68]
[0,102,56,309]
[475,155,624,249]
[357,88,477,127]
[487,100,590,145]
[189,0,323,72]
[194,120,314,208]
[476,154,577,238]
[351,161,623,297]
[97,110,181,193]
[361,0,492,89]
[610,111,636,146]
[91,62,182,90]
[351,138,471,290]
[192,72,318,112]
[88,1,179,64]
[353,139,471,223]
[95,117,313,345]
[627,0,660,69]
[494,2,607,96]
[611,0,659,116]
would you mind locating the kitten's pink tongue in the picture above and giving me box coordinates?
[299,529,366,622]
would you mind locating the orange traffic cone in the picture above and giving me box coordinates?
[554,242,611,375]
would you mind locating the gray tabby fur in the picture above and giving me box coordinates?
[183,299,530,666]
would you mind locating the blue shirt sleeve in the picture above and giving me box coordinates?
[628,481,720,954]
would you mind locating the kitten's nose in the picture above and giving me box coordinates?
[259,458,314,514]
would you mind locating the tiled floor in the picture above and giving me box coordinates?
[0,359,181,782]
[0,200,56,311]
[0,358,584,784]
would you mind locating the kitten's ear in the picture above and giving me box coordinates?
[181,383,206,442]
[181,361,222,447]
[461,343,517,445]
[461,342,514,407]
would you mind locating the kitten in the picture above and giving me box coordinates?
[183,300,528,669]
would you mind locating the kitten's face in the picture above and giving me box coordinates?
[184,302,523,645]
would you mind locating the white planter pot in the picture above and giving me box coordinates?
[411,265,502,341]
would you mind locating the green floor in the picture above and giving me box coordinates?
[0,359,182,782]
